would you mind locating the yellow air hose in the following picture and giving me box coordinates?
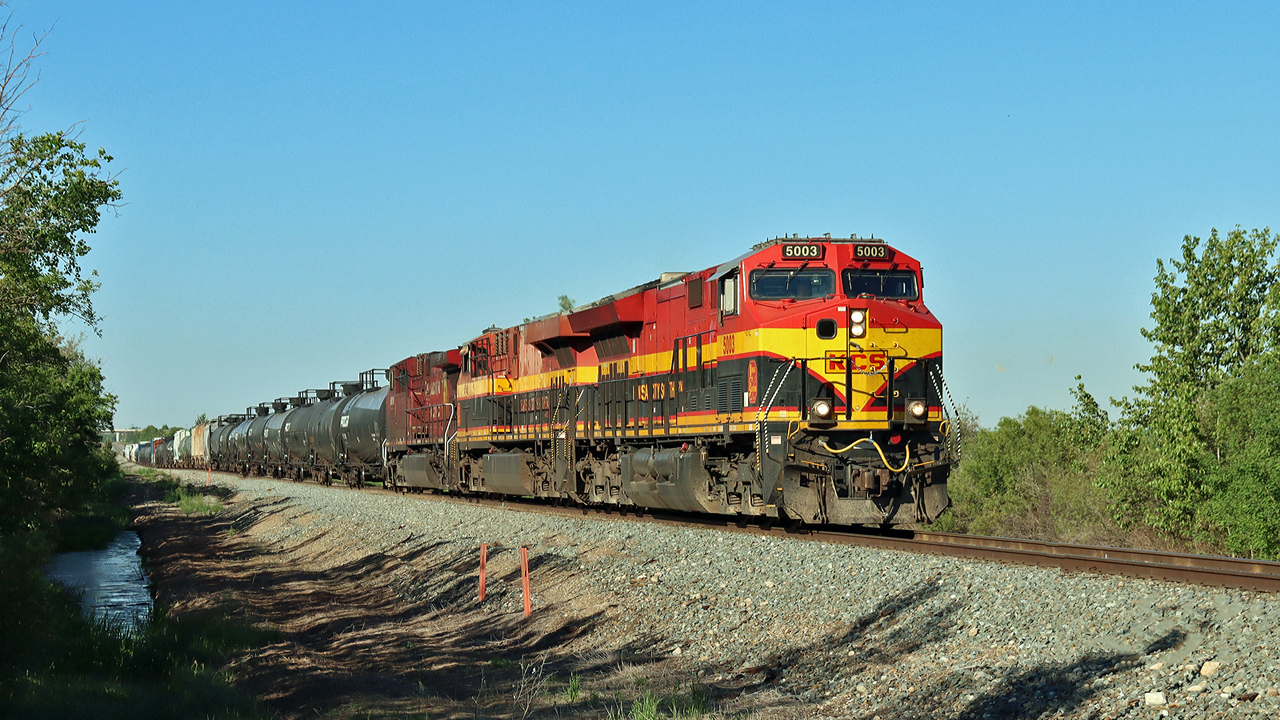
[820,437,911,473]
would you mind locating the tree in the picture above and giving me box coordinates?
[0,131,120,329]
[1130,227,1279,418]
[119,425,184,445]
[557,294,575,313]
[0,6,120,540]
[1113,227,1280,533]
[1196,354,1280,558]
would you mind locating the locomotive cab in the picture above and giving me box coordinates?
[716,237,953,525]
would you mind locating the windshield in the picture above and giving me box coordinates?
[749,268,836,300]
[842,269,919,300]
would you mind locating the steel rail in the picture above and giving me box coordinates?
[427,491,1280,593]
[191,466,1280,594]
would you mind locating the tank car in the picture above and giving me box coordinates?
[384,237,954,526]
[173,428,192,467]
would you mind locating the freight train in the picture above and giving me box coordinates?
[127,236,958,526]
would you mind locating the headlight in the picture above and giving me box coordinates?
[850,309,865,324]
[906,399,927,421]
[850,323,865,338]
[810,399,834,421]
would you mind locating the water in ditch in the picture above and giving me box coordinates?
[45,530,152,632]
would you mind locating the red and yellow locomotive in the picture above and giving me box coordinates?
[386,236,954,526]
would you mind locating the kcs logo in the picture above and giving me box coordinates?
[826,351,887,374]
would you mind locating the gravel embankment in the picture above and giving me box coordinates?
[162,468,1280,719]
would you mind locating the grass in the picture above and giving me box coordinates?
[563,672,582,702]
[135,468,226,516]
[598,683,712,720]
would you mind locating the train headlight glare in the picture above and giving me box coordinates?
[907,399,927,419]
[851,323,865,338]
[850,309,866,324]
[811,399,833,420]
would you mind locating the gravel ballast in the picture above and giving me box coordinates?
[159,468,1280,719]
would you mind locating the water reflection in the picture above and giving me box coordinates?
[45,530,152,632]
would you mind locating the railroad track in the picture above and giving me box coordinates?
[191,467,1280,593]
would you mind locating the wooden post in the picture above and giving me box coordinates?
[520,546,532,618]
[479,543,488,601]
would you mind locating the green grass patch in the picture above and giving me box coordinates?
[140,469,225,516]
[600,684,711,720]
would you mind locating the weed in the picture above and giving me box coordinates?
[562,672,582,702]
[667,684,711,718]
[489,657,513,668]
[631,690,660,720]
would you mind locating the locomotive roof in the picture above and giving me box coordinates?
[525,236,901,326]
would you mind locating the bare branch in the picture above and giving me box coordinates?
[0,5,50,170]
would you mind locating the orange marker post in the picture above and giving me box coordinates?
[206,466,211,486]
[478,543,487,602]
[520,546,532,618]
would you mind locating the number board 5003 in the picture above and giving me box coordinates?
[852,244,894,260]
[781,244,824,260]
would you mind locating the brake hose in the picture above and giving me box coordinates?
[820,437,910,473]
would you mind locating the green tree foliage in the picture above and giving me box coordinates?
[0,131,120,532]
[1196,354,1280,558]
[558,294,575,312]
[0,131,120,329]
[0,320,116,535]
[119,425,185,445]
[1110,227,1280,534]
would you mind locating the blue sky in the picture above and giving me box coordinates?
[16,1,1280,428]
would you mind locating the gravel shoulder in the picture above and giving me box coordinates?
[137,466,1280,719]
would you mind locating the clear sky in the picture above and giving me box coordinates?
[16,1,1280,429]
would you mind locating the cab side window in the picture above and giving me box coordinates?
[719,273,739,319]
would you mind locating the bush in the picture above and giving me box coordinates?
[935,379,1122,543]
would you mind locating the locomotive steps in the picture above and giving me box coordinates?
[143,466,1280,719]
